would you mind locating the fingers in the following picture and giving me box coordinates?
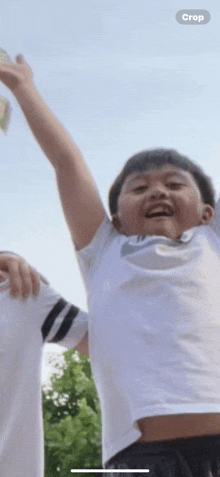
[15,54,31,73]
[29,267,41,297]
[16,261,41,298]
[0,53,32,92]
[0,62,21,91]
[15,54,24,64]
[0,254,47,299]
[7,259,23,297]
[16,54,22,62]
[32,270,49,286]
[6,258,41,299]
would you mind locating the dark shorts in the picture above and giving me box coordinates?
[104,435,220,476]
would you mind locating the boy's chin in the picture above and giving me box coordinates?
[121,227,182,241]
[118,219,187,240]
[140,223,183,241]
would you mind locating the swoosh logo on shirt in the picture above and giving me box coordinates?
[121,238,180,257]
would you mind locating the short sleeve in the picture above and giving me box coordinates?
[35,283,88,348]
[210,197,220,238]
[4,280,89,349]
[76,214,114,282]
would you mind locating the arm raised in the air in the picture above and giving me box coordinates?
[0,55,105,250]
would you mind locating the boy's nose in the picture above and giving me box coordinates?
[149,186,168,200]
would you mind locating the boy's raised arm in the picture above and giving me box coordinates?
[0,55,105,250]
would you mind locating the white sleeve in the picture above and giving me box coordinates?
[210,197,220,238]
[76,214,114,281]
[33,283,88,349]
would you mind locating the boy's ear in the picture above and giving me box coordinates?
[200,204,215,224]
[111,214,122,231]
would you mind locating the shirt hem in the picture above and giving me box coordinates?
[103,403,220,465]
[102,427,141,466]
[132,403,220,421]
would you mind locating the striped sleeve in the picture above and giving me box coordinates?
[39,285,88,349]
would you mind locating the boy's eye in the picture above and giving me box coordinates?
[133,186,147,192]
[167,182,183,189]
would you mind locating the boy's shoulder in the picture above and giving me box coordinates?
[207,196,220,238]
[76,213,125,277]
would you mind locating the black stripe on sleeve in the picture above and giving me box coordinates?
[41,298,67,342]
[49,304,80,343]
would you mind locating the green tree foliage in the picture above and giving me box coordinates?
[42,349,102,477]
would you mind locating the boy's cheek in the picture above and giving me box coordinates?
[0,271,8,282]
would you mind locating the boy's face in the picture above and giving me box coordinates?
[112,164,214,240]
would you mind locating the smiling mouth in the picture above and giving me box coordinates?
[145,205,174,218]
[145,212,173,218]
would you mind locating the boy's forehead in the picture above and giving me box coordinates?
[124,165,193,184]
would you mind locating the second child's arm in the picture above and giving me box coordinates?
[0,55,105,250]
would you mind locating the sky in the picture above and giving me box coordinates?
[0,0,220,382]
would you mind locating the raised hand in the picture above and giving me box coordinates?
[0,50,105,251]
[0,253,48,298]
[0,54,33,92]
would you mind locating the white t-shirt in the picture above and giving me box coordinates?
[0,279,87,477]
[77,198,220,465]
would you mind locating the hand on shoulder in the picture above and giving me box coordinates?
[0,253,48,298]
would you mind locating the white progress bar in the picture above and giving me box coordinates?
[71,470,150,473]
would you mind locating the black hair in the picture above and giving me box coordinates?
[108,148,215,215]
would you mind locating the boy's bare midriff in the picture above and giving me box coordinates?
[137,414,220,443]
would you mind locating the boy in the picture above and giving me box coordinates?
[1,54,220,476]
[0,258,88,477]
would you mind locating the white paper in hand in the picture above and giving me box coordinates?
[0,49,12,133]
[0,97,11,133]
[0,48,12,64]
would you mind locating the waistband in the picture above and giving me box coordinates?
[106,434,220,467]
[127,434,220,456]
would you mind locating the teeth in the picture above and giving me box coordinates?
[145,204,173,217]
[151,207,164,214]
